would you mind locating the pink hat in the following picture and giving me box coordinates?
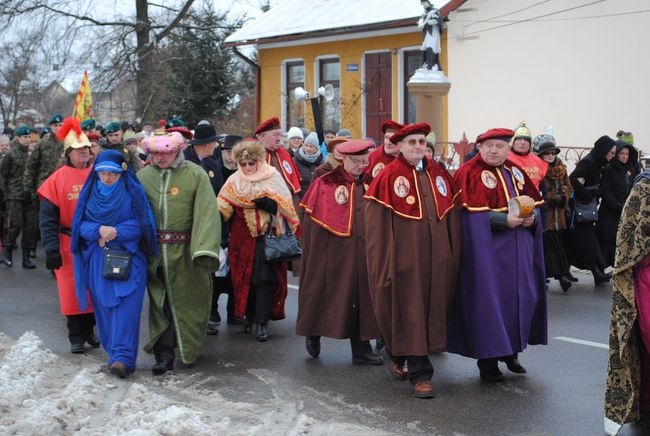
[142,131,186,153]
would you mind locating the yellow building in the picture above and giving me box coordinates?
[225,0,466,143]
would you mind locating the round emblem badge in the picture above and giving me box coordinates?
[406,195,416,205]
[334,185,349,205]
[372,163,385,178]
[282,160,293,174]
[123,148,129,154]
[435,176,448,196]
[512,167,525,184]
[394,176,410,198]
[481,170,498,189]
[170,187,180,196]
[208,170,215,178]
[121,162,128,171]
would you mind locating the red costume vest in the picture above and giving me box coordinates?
[365,154,459,221]
[507,151,548,190]
[300,166,362,237]
[454,154,543,213]
[266,147,302,194]
[365,145,396,181]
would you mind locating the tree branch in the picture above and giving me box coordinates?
[154,0,197,43]
[7,4,134,27]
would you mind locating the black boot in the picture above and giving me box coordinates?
[590,263,610,286]
[22,250,36,269]
[558,275,572,293]
[477,358,505,382]
[499,353,527,374]
[566,271,579,282]
[1,246,13,267]
[152,350,174,375]
[256,323,269,342]
[305,336,321,358]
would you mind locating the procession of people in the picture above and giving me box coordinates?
[0,112,644,422]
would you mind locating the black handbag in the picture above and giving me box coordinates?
[574,197,599,223]
[264,216,302,263]
[102,245,132,280]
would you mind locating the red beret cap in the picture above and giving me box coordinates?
[158,119,167,127]
[336,139,374,155]
[166,126,194,140]
[86,133,100,141]
[381,120,405,134]
[389,122,432,144]
[477,128,515,143]
[254,117,281,135]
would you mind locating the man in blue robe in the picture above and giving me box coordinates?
[448,128,547,382]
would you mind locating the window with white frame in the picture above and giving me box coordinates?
[319,58,341,133]
[286,61,305,129]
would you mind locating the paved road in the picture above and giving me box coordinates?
[0,253,647,435]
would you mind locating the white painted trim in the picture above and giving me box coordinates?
[258,27,418,50]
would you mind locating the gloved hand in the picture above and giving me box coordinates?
[253,196,278,215]
[45,251,63,270]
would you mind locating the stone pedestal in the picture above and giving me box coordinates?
[407,68,451,146]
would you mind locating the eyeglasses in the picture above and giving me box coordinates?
[240,161,257,168]
[541,151,557,156]
[406,138,427,146]
[347,157,369,166]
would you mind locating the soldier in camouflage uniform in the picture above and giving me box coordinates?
[0,134,10,251]
[0,125,37,268]
[23,114,65,259]
[102,122,142,172]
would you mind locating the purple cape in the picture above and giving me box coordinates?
[447,211,548,359]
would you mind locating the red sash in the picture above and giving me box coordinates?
[364,145,396,181]
[266,147,301,194]
[365,154,459,221]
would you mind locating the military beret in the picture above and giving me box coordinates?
[81,119,96,131]
[336,139,374,155]
[477,128,515,144]
[254,117,281,136]
[15,125,32,137]
[104,122,122,134]
[389,122,432,144]
[48,114,64,125]
[165,117,186,128]
[381,120,404,134]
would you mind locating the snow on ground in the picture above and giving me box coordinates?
[0,332,390,435]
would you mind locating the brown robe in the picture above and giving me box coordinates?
[296,169,379,340]
[365,170,461,356]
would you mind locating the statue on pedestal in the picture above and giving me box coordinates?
[418,0,445,71]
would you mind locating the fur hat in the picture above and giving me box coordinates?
[233,140,266,163]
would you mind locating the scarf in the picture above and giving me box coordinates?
[218,161,299,237]
[84,177,127,225]
[545,157,567,181]
[298,146,322,163]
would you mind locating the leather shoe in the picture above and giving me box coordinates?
[241,318,252,334]
[110,362,129,379]
[389,361,408,380]
[227,315,243,325]
[477,359,505,382]
[87,334,100,348]
[256,323,269,342]
[566,271,579,282]
[375,336,385,351]
[352,352,384,365]
[413,380,434,399]
[206,321,220,336]
[305,336,321,358]
[70,343,85,354]
[500,355,527,374]
[152,358,174,375]
[559,275,572,293]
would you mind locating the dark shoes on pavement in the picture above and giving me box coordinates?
[152,358,174,375]
[241,318,252,334]
[389,361,408,380]
[110,362,129,379]
[87,334,100,348]
[305,336,321,358]
[206,321,220,336]
[558,275,572,292]
[413,380,434,399]
[22,250,36,269]
[352,352,384,366]
[71,343,85,354]
[256,323,269,342]
[566,271,579,282]
[477,359,505,382]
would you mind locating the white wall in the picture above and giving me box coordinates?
[446,0,650,152]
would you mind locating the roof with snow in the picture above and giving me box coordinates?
[224,0,465,47]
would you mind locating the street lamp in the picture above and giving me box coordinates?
[293,84,334,144]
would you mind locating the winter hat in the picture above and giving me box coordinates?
[304,132,319,147]
[336,128,352,138]
[512,121,532,142]
[287,127,304,140]
[533,133,557,153]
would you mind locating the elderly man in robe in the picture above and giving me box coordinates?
[365,120,404,182]
[297,139,382,365]
[365,122,461,399]
[448,128,547,382]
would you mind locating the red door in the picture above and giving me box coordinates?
[364,52,392,145]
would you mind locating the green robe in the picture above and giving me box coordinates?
[137,157,221,364]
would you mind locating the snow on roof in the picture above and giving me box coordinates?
[225,0,453,46]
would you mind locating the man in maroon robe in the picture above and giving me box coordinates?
[448,128,547,382]
[297,139,382,365]
[365,120,404,182]
[365,122,461,399]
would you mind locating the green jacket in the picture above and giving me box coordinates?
[23,135,64,193]
[103,142,142,172]
[0,141,30,200]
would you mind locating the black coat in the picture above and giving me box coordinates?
[293,152,324,198]
[184,147,224,195]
